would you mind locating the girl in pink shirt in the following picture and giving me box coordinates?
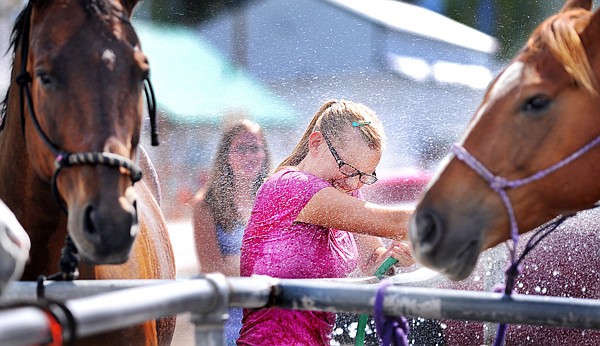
[238,99,414,345]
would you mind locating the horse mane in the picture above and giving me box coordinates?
[0,2,30,132]
[527,9,597,95]
[0,0,117,132]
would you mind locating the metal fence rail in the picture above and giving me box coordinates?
[2,274,600,345]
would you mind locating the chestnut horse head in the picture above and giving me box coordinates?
[410,0,600,281]
[0,1,176,343]
[0,0,159,267]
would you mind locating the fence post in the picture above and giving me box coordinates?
[191,273,230,346]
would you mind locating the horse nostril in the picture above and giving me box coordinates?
[132,200,138,227]
[83,204,96,236]
[416,209,443,252]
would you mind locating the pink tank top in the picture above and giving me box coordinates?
[238,168,358,345]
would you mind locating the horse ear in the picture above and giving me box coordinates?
[561,0,592,12]
[580,6,600,69]
[582,5,600,39]
[120,0,139,17]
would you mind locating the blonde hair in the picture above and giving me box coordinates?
[276,99,385,171]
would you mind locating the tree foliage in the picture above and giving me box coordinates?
[150,0,245,26]
[444,0,548,59]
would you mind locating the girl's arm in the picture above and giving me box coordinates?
[193,199,240,276]
[296,186,412,241]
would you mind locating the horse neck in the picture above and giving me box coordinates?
[0,62,67,280]
[0,77,31,210]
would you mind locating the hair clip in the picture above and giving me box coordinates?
[352,121,371,127]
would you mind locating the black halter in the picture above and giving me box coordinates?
[16,3,159,213]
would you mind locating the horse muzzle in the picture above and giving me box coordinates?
[69,186,139,264]
[410,205,485,281]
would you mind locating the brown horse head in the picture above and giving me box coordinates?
[410,0,600,280]
[0,0,152,266]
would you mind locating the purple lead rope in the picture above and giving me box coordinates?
[374,279,409,346]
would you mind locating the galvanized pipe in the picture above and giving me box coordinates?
[275,279,600,329]
[1,279,173,303]
[0,275,273,345]
[69,278,219,337]
[1,276,275,306]
[0,307,51,346]
[0,269,437,304]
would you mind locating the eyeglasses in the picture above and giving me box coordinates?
[321,133,378,185]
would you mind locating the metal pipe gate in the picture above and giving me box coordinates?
[2,273,600,345]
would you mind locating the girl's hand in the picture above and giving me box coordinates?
[381,241,414,267]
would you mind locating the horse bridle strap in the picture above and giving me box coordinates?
[55,152,142,182]
[452,133,600,259]
[16,2,159,213]
[17,73,146,213]
[49,152,143,213]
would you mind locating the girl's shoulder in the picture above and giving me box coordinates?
[265,168,329,191]
[270,167,325,183]
[254,169,329,204]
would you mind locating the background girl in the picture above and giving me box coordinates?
[193,119,271,344]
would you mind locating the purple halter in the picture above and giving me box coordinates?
[451,133,600,345]
[451,133,600,260]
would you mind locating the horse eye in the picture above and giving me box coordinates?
[521,94,552,115]
[35,70,52,86]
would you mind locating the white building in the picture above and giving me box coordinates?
[197,0,504,170]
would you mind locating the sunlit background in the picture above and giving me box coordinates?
[0,0,565,220]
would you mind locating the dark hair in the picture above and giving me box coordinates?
[201,119,271,231]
